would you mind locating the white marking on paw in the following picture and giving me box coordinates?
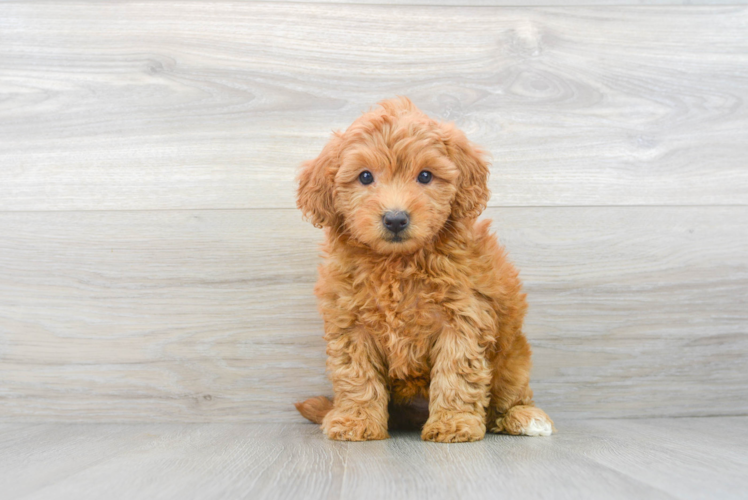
[521,418,553,437]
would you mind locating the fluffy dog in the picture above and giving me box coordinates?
[295,97,554,442]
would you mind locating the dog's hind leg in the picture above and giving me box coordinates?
[487,333,555,436]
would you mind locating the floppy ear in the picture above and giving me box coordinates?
[440,122,491,220]
[297,132,343,228]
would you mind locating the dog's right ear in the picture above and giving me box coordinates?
[297,132,343,228]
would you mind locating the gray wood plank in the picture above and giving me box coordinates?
[1,3,747,210]
[1,419,747,500]
[532,335,748,419]
[0,424,171,499]
[342,429,675,500]
[0,206,745,421]
[0,423,346,500]
[562,417,748,500]
[266,0,748,3]
[0,424,48,449]
[15,0,747,5]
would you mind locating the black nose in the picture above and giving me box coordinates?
[382,211,410,234]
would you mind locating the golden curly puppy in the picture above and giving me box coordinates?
[295,97,554,442]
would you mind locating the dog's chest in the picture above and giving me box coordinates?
[355,262,445,380]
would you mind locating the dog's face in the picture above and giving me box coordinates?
[332,123,461,255]
[297,98,490,255]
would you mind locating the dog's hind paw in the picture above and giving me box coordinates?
[491,405,555,437]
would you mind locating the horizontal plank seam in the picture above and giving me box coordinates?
[1,415,747,426]
[0,204,747,214]
[558,412,748,420]
[143,1,748,10]
[4,418,748,428]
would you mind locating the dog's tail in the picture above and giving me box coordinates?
[294,396,333,424]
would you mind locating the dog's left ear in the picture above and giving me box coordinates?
[440,122,491,220]
[297,132,343,228]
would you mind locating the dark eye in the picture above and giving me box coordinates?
[359,171,374,185]
[417,170,433,184]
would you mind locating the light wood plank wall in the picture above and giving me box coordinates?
[1,2,746,422]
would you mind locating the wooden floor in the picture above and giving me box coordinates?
[1,417,747,500]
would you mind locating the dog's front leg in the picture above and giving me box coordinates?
[422,321,491,443]
[322,326,389,441]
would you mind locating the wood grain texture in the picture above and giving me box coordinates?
[1,207,745,421]
[1,419,747,500]
[2,3,748,210]
[263,0,748,4]
[0,423,347,500]
[574,418,748,499]
[14,0,748,5]
[342,426,673,500]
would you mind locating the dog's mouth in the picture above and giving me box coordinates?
[372,229,422,254]
[383,233,408,243]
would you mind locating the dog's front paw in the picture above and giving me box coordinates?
[322,408,388,441]
[421,411,485,443]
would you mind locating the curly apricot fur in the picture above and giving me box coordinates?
[295,97,554,442]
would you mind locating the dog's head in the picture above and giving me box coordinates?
[297,97,490,254]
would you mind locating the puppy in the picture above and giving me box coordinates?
[295,97,554,442]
